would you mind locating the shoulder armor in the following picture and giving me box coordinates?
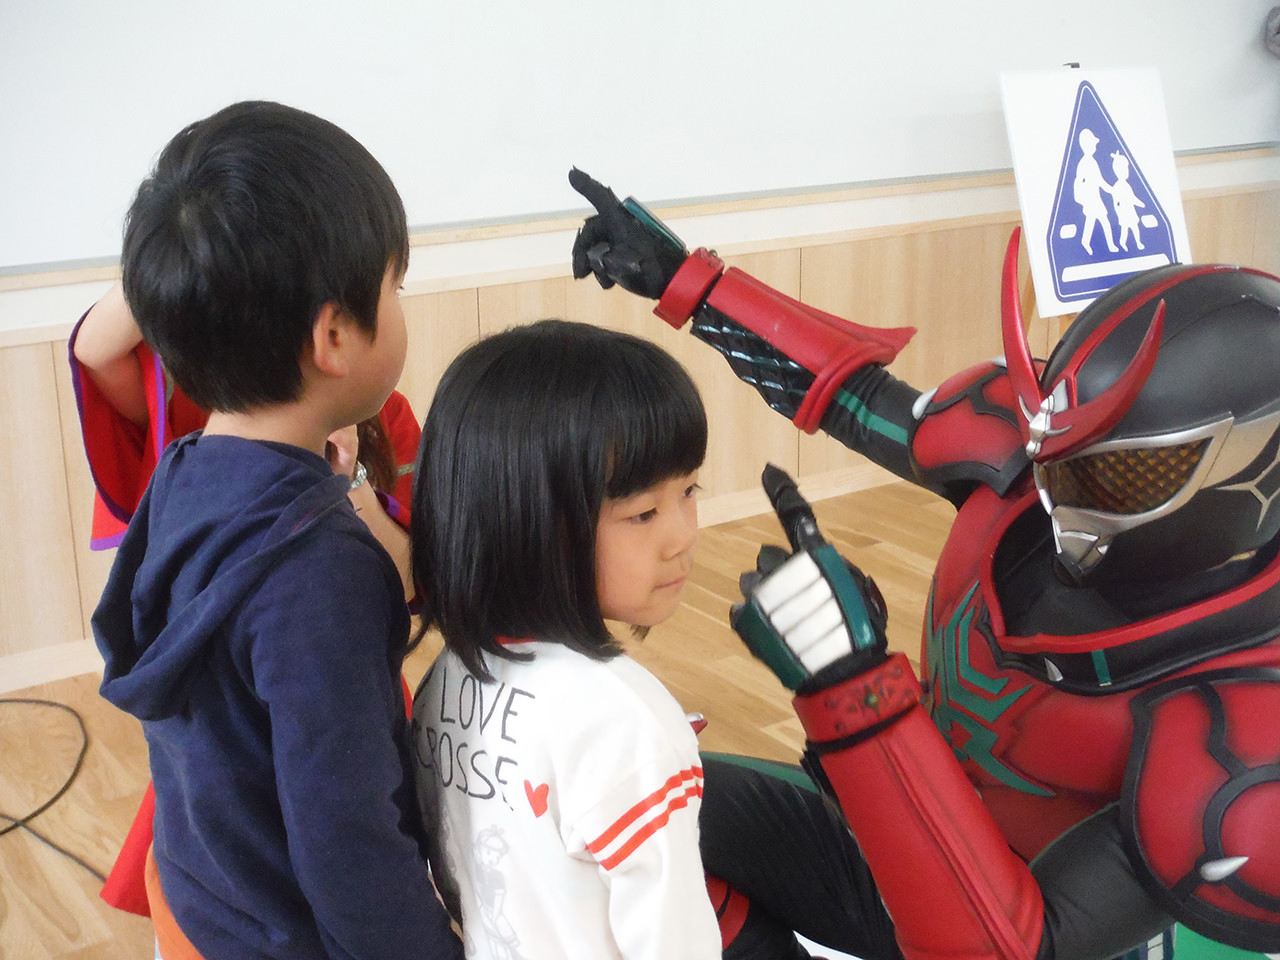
[1122,667,1280,952]
[911,360,1031,497]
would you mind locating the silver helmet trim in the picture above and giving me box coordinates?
[1036,405,1280,579]
[1035,417,1234,580]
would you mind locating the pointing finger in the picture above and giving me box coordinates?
[568,167,622,215]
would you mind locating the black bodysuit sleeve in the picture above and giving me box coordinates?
[690,306,922,485]
[1030,803,1173,960]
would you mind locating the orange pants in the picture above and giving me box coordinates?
[144,847,206,960]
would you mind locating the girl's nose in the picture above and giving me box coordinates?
[666,506,699,558]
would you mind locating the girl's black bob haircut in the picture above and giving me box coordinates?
[412,319,707,680]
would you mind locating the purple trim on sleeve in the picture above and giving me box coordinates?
[376,490,403,522]
[152,350,167,454]
[90,530,128,551]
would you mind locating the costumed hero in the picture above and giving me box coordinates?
[569,169,1280,960]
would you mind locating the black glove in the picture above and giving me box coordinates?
[731,464,890,694]
[568,167,689,299]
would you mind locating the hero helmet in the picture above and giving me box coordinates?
[1001,231,1280,585]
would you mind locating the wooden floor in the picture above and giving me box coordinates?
[0,480,953,959]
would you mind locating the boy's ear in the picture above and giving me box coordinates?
[308,301,355,378]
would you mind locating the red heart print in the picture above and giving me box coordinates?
[525,780,549,818]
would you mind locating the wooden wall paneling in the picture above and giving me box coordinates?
[1033,312,1076,370]
[906,222,1024,381]
[477,275,576,336]
[562,269,677,345]
[0,343,83,658]
[794,234,907,481]
[1252,188,1280,273]
[794,222,1020,478]
[51,340,116,640]
[395,288,481,424]
[1184,190,1262,266]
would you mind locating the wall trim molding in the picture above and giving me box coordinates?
[0,639,103,694]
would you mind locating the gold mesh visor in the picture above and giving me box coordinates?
[1038,439,1210,515]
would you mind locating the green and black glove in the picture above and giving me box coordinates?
[731,464,890,695]
[569,167,690,299]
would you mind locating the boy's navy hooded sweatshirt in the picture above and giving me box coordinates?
[94,434,461,960]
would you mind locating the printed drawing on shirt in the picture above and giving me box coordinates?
[473,827,528,960]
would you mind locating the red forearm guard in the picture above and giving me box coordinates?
[794,653,921,743]
[794,663,1045,960]
[655,248,917,433]
[656,248,727,329]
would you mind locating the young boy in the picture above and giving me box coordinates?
[70,284,423,920]
[91,100,462,960]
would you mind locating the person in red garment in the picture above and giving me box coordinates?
[69,281,422,919]
[569,168,1280,960]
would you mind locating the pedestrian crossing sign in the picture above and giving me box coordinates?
[1001,68,1191,317]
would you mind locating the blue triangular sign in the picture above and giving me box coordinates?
[1047,81,1179,303]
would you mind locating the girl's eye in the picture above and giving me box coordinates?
[631,508,658,524]
[684,483,702,499]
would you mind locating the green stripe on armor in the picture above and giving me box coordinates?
[925,585,1052,796]
[1091,649,1113,686]
[833,389,909,445]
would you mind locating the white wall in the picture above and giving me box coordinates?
[2,0,1278,271]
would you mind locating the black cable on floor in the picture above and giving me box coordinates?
[0,697,108,882]
[0,812,107,882]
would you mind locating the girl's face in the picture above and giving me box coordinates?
[595,471,700,628]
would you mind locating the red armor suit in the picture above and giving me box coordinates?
[569,171,1280,960]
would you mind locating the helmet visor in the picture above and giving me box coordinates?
[1036,439,1211,515]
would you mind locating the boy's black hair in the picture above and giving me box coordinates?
[412,319,708,680]
[121,100,409,412]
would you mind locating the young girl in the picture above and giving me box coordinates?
[410,319,721,959]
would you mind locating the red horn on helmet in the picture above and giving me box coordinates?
[999,227,1166,461]
[1000,228,1045,443]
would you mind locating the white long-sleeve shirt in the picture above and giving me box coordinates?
[412,641,721,960]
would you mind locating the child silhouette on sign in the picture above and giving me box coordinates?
[1109,152,1146,251]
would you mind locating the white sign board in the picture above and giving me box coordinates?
[1001,68,1191,317]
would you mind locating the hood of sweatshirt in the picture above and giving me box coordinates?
[94,433,353,721]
